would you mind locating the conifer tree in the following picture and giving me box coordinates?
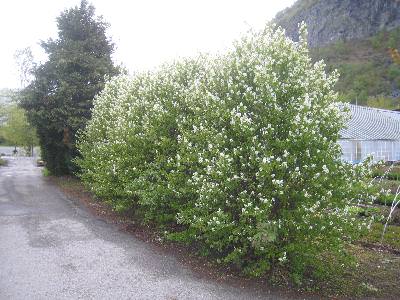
[21,0,118,174]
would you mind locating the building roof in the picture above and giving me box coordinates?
[340,104,400,140]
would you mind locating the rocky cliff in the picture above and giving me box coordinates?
[275,0,400,47]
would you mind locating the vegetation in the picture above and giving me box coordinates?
[274,0,319,26]
[0,88,14,104]
[0,105,38,154]
[77,24,378,283]
[2,0,398,296]
[0,89,14,142]
[311,28,400,109]
[0,89,38,152]
[49,171,400,298]
[363,222,400,250]
[20,0,118,175]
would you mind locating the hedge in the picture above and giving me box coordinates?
[77,24,377,281]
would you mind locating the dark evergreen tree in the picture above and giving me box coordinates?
[21,0,118,175]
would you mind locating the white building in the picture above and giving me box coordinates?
[339,104,400,163]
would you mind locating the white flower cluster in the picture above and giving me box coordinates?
[77,23,376,277]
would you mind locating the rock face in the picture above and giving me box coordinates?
[275,0,400,47]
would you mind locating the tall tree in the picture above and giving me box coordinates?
[21,0,118,175]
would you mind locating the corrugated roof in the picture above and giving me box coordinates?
[339,104,400,140]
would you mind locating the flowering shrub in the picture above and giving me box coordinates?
[77,58,208,220]
[77,24,376,281]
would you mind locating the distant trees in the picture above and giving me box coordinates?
[0,104,38,155]
[0,89,38,154]
[21,0,118,175]
[0,100,6,145]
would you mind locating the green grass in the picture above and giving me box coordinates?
[321,209,400,298]
[0,158,6,166]
[55,176,82,189]
[363,178,400,247]
[329,178,400,298]
[338,245,400,299]
[363,223,400,251]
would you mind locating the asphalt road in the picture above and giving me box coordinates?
[0,157,294,300]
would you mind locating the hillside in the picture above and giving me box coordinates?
[275,0,400,47]
[275,0,400,109]
[312,29,400,108]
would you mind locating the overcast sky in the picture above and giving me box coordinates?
[0,0,296,89]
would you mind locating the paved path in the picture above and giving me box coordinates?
[0,157,294,300]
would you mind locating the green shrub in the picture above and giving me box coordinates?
[77,24,377,281]
[374,193,397,207]
[42,168,51,177]
[77,58,208,221]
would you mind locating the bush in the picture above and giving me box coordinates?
[77,58,208,220]
[77,24,377,281]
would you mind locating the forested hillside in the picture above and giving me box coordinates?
[275,0,400,109]
[311,28,400,109]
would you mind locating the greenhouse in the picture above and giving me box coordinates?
[339,104,400,163]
